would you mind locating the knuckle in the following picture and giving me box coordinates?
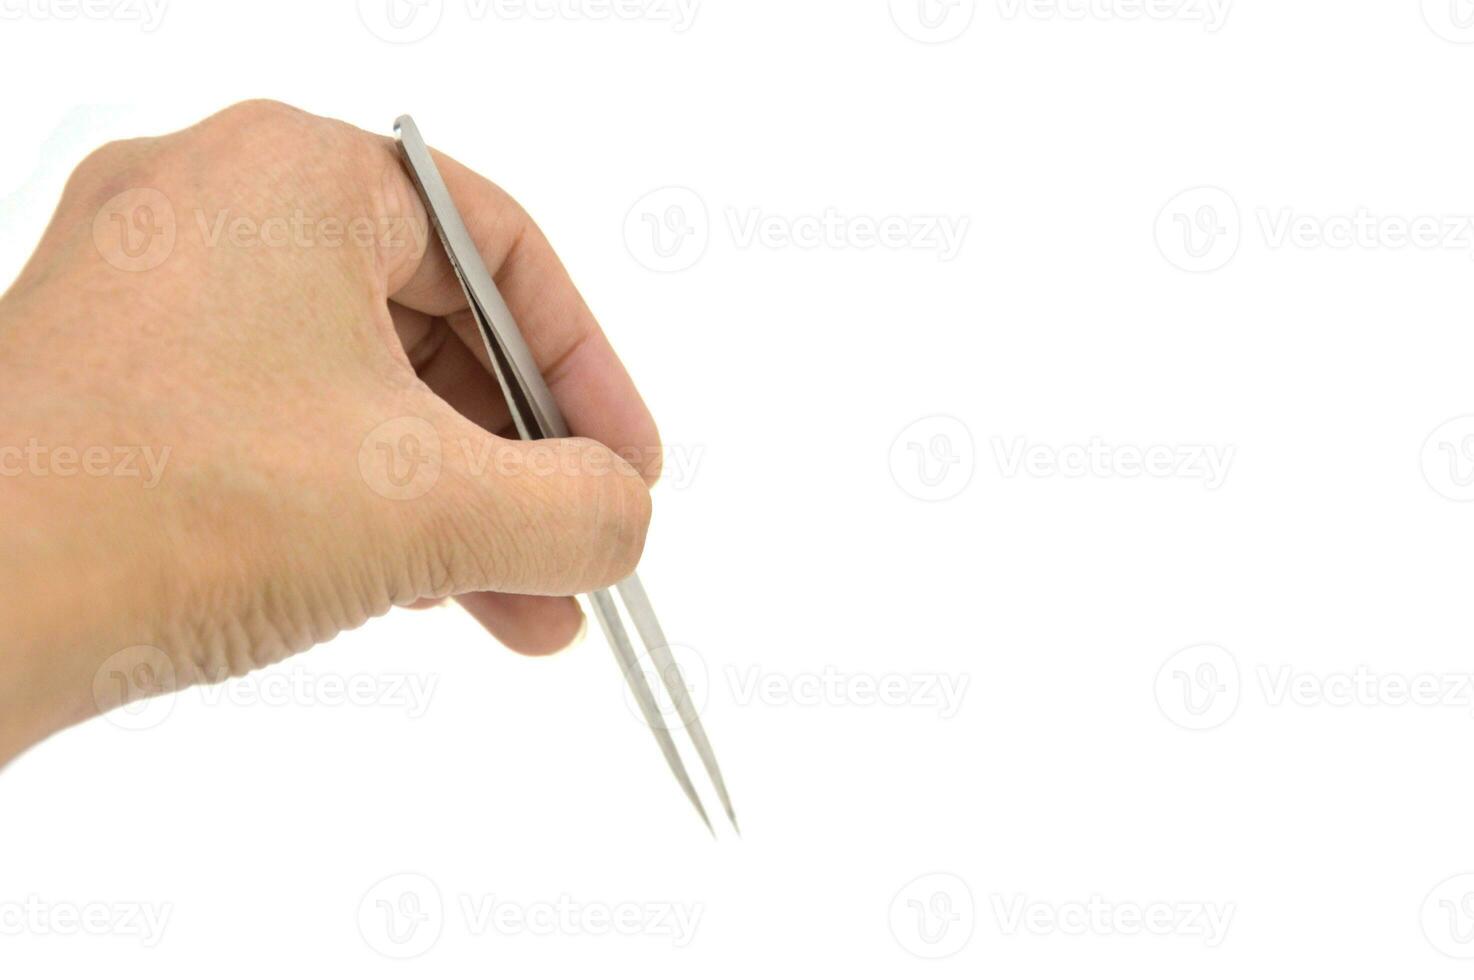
[65,137,162,198]
[192,101,364,194]
[211,98,307,130]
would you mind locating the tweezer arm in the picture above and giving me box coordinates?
[393,114,566,442]
[392,116,735,835]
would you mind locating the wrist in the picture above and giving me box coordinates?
[0,473,171,764]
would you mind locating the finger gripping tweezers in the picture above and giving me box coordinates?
[394,115,736,836]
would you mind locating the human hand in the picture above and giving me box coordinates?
[0,100,657,763]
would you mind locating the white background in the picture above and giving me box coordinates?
[4,0,1474,975]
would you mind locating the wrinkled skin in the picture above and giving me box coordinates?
[0,101,659,764]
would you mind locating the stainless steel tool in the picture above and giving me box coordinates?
[394,115,736,835]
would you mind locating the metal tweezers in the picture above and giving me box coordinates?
[394,116,736,835]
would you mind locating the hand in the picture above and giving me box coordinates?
[0,100,658,764]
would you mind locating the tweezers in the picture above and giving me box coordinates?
[394,115,736,835]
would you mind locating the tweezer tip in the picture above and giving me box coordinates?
[694,802,714,838]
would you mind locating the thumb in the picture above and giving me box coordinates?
[357,404,651,599]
